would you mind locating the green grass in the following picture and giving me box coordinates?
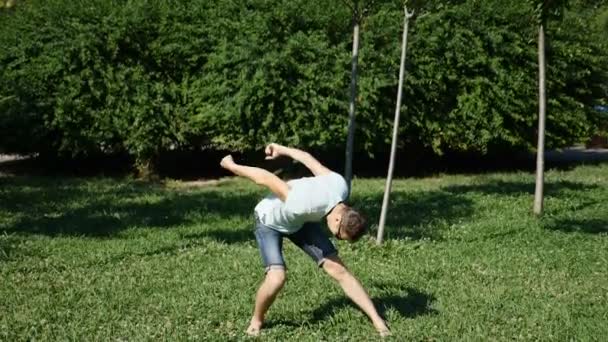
[1,164,607,341]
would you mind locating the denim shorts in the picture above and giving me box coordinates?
[254,218,338,272]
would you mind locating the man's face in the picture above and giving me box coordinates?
[326,214,344,239]
[335,222,345,240]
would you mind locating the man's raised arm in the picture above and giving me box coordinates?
[220,155,289,201]
[265,143,331,176]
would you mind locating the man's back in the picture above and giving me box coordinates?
[254,172,348,234]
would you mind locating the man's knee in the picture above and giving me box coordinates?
[265,268,287,289]
[322,256,349,281]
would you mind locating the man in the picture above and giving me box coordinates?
[220,143,390,337]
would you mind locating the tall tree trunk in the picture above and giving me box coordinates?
[377,7,414,245]
[344,12,360,193]
[533,23,546,215]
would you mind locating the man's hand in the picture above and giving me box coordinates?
[264,143,331,176]
[220,155,236,170]
[264,143,285,160]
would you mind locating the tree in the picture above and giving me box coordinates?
[528,0,570,216]
[342,0,365,192]
[2,0,604,176]
[376,5,414,245]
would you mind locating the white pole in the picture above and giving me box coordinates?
[345,12,360,193]
[377,7,414,245]
[533,23,546,215]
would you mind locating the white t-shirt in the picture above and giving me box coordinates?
[254,172,349,234]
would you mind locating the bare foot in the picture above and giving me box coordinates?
[246,320,262,337]
[378,328,392,338]
[374,320,391,337]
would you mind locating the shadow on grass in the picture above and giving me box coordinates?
[372,283,438,319]
[0,176,479,242]
[350,179,597,240]
[2,176,602,243]
[376,288,438,319]
[543,218,608,234]
[308,286,436,324]
[353,178,603,240]
[442,179,599,197]
[353,191,474,241]
[0,177,260,242]
[180,228,255,244]
[444,179,607,235]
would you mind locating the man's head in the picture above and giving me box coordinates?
[327,203,367,242]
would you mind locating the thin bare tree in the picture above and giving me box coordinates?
[529,0,570,215]
[344,2,360,191]
[533,22,547,215]
[377,6,415,245]
[342,0,382,193]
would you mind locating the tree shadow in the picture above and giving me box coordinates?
[308,285,436,324]
[442,179,606,235]
[0,176,481,242]
[180,226,254,244]
[0,177,260,243]
[83,238,225,267]
[543,218,608,234]
[353,190,475,241]
[352,179,602,241]
[3,176,600,245]
[442,179,599,197]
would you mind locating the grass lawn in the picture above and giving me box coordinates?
[1,164,607,341]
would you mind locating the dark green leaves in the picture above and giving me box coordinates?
[0,0,605,168]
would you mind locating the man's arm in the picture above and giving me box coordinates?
[220,155,289,201]
[265,143,331,176]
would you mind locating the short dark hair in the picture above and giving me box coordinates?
[339,206,367,242]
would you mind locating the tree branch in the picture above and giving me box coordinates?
[339,0,354,12]
[405,7,415,19]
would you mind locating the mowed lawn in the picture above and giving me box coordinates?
[1,164,607,341]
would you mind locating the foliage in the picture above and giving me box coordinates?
[0,0,216,168]
[526,0,571,24]
[192,0,351,152]
[0,0,606,170]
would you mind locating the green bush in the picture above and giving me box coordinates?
[0,0,217,169]
[0,0,606,172]
[361,0,607,154]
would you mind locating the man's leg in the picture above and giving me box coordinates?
[288,223,390,336]
[247,268,286,335]
[248,223,287,336]
[322,256,390,336]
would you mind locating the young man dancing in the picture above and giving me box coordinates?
[220,143,390,337]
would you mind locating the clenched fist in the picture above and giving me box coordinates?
[220,155,235,169]
[264,143,284,160]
